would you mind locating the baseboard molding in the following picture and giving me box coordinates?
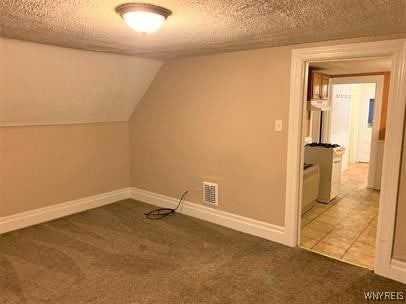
[390,259,406,284]
[1,185,404,284]
[0,188,132,234]
[0,186,287,246]
[0,186,286,245]
[130,187,287,245]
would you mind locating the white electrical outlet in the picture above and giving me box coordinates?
[275,120,283,132]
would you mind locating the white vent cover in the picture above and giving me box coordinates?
[203,181,218,205]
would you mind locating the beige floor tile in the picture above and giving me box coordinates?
[356,232,376,246]
[340,218,370,230]
[335,198,359,209]
[315,214,342,225]
[301,217,313,227]
[342,251,375,269]
[345,212,370,222]
[301,212,312,221]
[352,204,377,214]
[339,215,369,227]
[302,207,324,221]
[330,203,354,212]
[358,202,379,210]
[312,241,348,259]
[348,241,375,257]
[339,183,359,194]
[369,219,378,229]
[314,205,331,212]
[365,191,380,203]
[335,223,367,236]
[301,227,327,241]
[322,233,354,248]
[300,236,319,249]
[364,218,378,230]
[357,212,377,223]
[346,188,374,201]
[359,207,379,216]
[357,200,379,208]
[309,206,328,215]
[363,225,377,237]
[354,201,379,213]
[323,207,350,219]
[305,220,335,233]
[300,163,379,269]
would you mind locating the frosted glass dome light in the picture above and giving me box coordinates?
[116,3,172,33]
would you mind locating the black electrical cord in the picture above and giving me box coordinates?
[144,190,188,220]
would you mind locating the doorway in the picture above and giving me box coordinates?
[326,75,385,191]
[299,67,387,269]
[284,39,406,282]
[330,83,376,166]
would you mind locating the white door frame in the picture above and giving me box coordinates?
[326,75,384,189]
[284,39,406,282]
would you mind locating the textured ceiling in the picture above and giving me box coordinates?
[1,0,406,59]
[311,58,392,75]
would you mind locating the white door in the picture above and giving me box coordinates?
[356,84,376,163]
[329,84,352,171]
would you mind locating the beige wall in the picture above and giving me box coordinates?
[393,122,406,262]
[0,122,130,216]
[0,38,142,217]
[129,43,406,260]
[0,37,162,126]
[129,46,291,226]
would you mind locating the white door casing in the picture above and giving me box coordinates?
[285,39,406,283]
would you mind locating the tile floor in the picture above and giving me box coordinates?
[300,163,379,269]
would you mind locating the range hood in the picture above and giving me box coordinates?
[308,99,331,111]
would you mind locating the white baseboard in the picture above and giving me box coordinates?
[0,186,286,247]
[130,187,287,245]
[0,188,132,234]
[1,185,404,284]
[390,259,406,284]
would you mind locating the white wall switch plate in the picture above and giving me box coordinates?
[275,120,283,132]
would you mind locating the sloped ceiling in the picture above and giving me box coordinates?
[0,38,162,126]
[0,0,405,59]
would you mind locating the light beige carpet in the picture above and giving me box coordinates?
[1,199,405,303]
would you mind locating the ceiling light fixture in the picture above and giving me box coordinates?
[116,3,172,33]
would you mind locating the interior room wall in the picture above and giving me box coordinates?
[0,37,162,126]
[0,122,131,217]
[129,42,406,261]
[0,38,154,217]
[129,46,291,226]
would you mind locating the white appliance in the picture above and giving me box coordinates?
[304,143,346,203]
[302,164,320,213]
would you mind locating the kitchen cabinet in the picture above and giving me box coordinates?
[308,71,330,100]
[321,75,329,99]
